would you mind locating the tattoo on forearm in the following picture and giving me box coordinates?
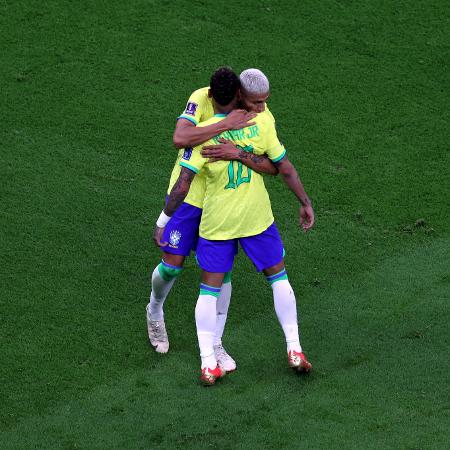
[165,169,195,216]
[238,150,265,164]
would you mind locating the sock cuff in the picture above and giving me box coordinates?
[199,283,221,298]
[223,271,232,283]
[158,261,183,281]
[266,269,288,285]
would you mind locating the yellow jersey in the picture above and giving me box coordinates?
[178,87,214,126]
[167,87,275,208]
[179,113,286,240]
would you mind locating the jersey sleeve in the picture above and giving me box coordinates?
[263,120,286,163]
[179,145,207,174]
[177,89,209,126]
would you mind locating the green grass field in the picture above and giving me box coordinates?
[1,1,449,449]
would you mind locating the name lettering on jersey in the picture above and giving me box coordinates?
[184,102,198,116]
[246,125,259,139]
[183,147,193,160]
[212,125,260,144]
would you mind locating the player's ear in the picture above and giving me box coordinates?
[237,89,242,101]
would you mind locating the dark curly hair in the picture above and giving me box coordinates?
[210,67,240,106]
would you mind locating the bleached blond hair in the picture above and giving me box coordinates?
[239,68,270,95]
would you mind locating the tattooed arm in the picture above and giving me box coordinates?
[153,167,196,247]
[236,150,278,175]
[164,167,196,216]
[274,156,315,232]
[201,138,278,175]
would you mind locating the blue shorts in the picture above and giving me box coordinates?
[161,201,201,256]
[196,222,284,272]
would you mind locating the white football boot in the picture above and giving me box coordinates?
[214,344,236,372]
[146,306,169,353]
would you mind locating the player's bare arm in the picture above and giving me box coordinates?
[173,110,256,148]
[153,167,196,247]
[165,168,196,216]
[201,138,278,175]
[274,156,315,232]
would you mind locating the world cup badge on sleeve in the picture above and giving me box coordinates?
[185,102,198,116]
[183,147,193,160]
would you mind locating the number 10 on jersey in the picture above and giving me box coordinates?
[224,145,253,190]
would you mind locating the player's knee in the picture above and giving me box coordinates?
[163,252,185,267]
[263,259,285,277]
[157,261,183,281]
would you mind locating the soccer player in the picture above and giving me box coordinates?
[201,69,280,161]
[147,68,277,372]
[154,73,315,386]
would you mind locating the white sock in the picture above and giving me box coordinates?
[195,294,217,369]
[214,281,232,346]
[147,265,176,321]
[271,279,302,353]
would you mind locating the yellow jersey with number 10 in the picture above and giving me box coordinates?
[179,112,286,240]
[167,87,275,209]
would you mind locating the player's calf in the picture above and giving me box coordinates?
[265,265,312,373]
[147,260,183,352]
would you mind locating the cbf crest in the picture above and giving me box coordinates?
[169,230,182,248]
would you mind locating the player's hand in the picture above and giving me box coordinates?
[300,204,315,232]
[223,109,256,130]
[153,225,168,247]
[201,138,239,162]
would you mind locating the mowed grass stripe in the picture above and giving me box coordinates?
[1,237,448,449]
